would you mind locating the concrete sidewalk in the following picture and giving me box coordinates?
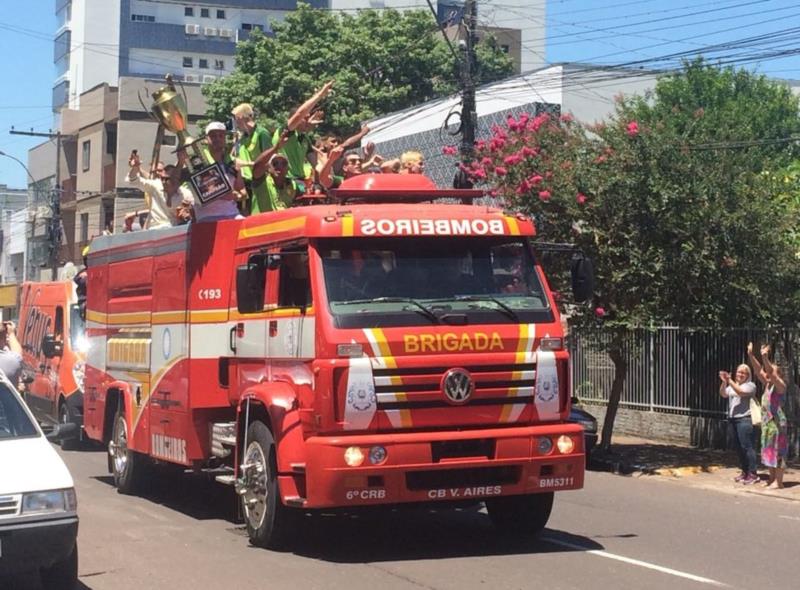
[591,435,800,502]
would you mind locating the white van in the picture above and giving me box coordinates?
[0,374,78,589]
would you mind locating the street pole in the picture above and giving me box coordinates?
[454,0,478,189]
[9,128,68,280]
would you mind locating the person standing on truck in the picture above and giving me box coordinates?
[127,151,194,229]
[0,320,23,387]
[183,121,245,222]
[249,130,297,214]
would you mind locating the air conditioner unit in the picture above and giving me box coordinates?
[185,23,200,35]
[202,75,216,84]
[204,27,217,36]
[219,28,233,38]
[184,74,199,83]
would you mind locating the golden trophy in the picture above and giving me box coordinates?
[144,74,232,204]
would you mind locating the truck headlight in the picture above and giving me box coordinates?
[22,488,77,515]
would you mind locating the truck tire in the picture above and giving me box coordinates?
[240,420,294,549]
[109,409,148,495]
[485,492,554,535]
[40,543,78,590]
[58,399,79,451]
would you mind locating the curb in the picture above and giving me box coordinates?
[590,457,800,502]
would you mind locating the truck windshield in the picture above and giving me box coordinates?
[319,236,553,328]
[0,382,38,440]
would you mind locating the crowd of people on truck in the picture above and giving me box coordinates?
[120,81,426,231]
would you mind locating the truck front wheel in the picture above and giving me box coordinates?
[485,492,554,535]
[240,420,294,549]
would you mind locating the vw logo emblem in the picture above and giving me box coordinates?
[441,368,474,405]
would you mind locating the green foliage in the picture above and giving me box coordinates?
[464,60,800,329]
[203,3,513,136]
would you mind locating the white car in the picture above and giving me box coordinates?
[0,374,78,589]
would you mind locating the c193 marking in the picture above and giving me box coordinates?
[198,288,222,300]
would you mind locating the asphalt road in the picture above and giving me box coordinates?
[7,444,799,590]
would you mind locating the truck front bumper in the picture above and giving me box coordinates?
[282,423,585,508]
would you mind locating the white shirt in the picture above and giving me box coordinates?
[128,170,194,229]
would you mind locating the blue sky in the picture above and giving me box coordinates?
[1,0,799,188]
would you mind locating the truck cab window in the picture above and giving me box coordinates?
[54,306,64,338]
[278,248,311,308]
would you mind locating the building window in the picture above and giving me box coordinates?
[184,6,193,16]
[131,14,156,23]
[214,59,224,70]
[162,135,177,146]
[82,140,90,172]
[80,213,89,243]
[500,44,510,54]
[183,56,193,68]
[242,23,263,31]
[200,8,209,17]
[199,58,208,69]
[216,9,225,19]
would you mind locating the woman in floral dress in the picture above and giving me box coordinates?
[747,343,788,489]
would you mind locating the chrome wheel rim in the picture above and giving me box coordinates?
[109,416,129,476]
[242,440,268,529]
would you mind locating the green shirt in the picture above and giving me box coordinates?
[235,124,272,182]
[250,174,301,214]
[273,128,313,180]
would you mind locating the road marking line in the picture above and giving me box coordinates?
[779,515,800,521]
[542,536,727,587]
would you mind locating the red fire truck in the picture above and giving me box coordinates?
[83,173,592,548]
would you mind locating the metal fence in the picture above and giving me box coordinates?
[570,327,800,417]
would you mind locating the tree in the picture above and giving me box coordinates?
[203,4,513,136]
[457,60,800,449]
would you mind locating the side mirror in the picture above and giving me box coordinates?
[236,262,266,314]
[41,335,63,358]
[570,254,594,303]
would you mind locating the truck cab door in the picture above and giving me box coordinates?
[267,246,313,361]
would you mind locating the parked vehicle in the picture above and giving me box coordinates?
[569,403,598,461]
[17,281,87,448]
[83,173,593,548]
[0,374,79,589]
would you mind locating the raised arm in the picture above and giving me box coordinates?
[760,344,787,394]
[718,371,730,398]
[747,342,767,386]
[286,80,335,131]
[318,145,345,190]
[252,129,291,179]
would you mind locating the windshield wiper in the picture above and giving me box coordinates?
[335,297,440,324]
[450,295,520,322]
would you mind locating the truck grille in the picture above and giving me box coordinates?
[0,494,21,518]
[373,362,535,409]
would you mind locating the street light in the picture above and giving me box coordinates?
[0,149,37,282]
[0,150,36,185]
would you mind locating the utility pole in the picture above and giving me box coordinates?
[9,128,70,280]
[454,0,479,189]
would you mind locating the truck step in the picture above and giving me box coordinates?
[215,474,236,486]
[289,462,306,474]
[284,496,306,507]
[210,422,237,459]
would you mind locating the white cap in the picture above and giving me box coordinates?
[205,121,226,134]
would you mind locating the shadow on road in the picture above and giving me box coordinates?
[277,506,604,562]
[91,466,239,523]
[0,574,96,590]
[89,465,604,562]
